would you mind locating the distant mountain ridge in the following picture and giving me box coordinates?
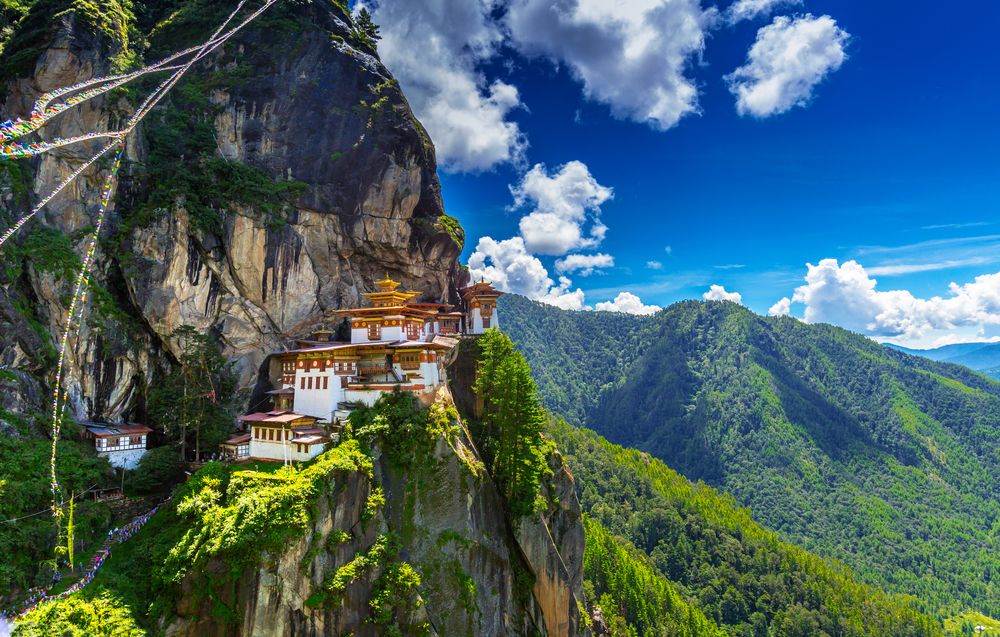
[500,293,1000,618]
[886,342,1000,379]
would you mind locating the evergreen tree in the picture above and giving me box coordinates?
[354,7,381,47]
[149,326,240,461]
[473,329,550,518]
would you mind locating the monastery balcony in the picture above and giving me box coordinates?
[356,363,394,376]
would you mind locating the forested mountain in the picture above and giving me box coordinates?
[888,342,1000,379]
[553,420,943,637]
[501,294,1000,619]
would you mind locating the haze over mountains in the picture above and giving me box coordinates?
[887,342,1000,380]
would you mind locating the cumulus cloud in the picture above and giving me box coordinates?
[467,236,555,299]
[726,14,849,117]
[467,236,589,309]
[510,161,613,255]
[555,253,615,276]
[768,296,792,316]
[703,284,744,303]
[787,259,1000,341]
[726,0,801,23]
[506,0,717,130]
[646,260,664,270]
[540,276,589,310]
[595,292,662,316]
[365,0,526,171]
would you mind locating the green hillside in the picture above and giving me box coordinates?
[501,295,1000,617]
[555,419,943,637]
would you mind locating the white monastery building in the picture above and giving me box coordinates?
[232,276,503,463]
[81,422,152,470]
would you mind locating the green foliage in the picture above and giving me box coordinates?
[351,6,380,49]
[163,441,371,584]
[505,295,1000,618]
[498,293,648,424]
[369,560,428,636]
[552,419,944,637]
[472,329,553,519]
[128,445,183,495]
[348,391,459,469]
[0,0,133,88]
[147,325,241,461]
[130,88,306,236]
[13,590,144,636]
[435,214,465,249]
[583,516,725,637]
[0,431,111,599]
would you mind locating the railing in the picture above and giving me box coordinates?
[356,364,392,375]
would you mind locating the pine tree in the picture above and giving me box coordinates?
[473,329,550,518]
[354,8,381,47]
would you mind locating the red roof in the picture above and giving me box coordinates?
[223,433,251,446]
[240,411,318,425]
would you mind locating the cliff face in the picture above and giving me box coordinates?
[165,389,587,637]
[0,0,464,422]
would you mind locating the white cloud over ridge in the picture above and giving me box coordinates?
[726,0,801,23]
[365,0,526,172]
[556,253,615,276]
[785,259,1000,342]
[769,296,792,316]
[704,284,744,303]
[511,161,613,255]
[726,14,849,118]
[506,0,717,130]
[595,292,662,315]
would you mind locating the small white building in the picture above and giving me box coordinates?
[220,432,251,461]
[81,423,152,470]
[239,411,331,463]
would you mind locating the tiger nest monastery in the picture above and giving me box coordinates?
[223,276,502,463]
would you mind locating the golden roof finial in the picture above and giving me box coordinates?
[375,272,401,291]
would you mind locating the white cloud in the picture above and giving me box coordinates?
[703,284,744,303]
[510,161,613,255]
[726,0,800,23]
[646,260,663,270]
[506,0,717,130]
[540,276,589,310]
[866,257,994,276]
[595,292,662,316]
[555,253,615,276]
[665,245,674,255]
[365,0,526,171]
[769,296,792,316]
[726,14,849,118]
[467,236,554,299]
[786,259,1000,342]
[467,236,588,309]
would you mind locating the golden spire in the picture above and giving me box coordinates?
[375,273,401,291]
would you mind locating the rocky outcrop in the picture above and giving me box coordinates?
[165,390,588,636]
[0,1,464,422]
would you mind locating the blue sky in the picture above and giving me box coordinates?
[365,0,1000,347]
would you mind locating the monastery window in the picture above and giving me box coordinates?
[307,377,313,390]
[406,322,420,340]
[398,353,420,370]
[368,322,381,341]
[322,376,329,390]
[300,377,306,390]
[482,316,491,329]
[130,435,142,445]
[107,437,119,447]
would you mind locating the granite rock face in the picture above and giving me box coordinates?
[165,389,588,637]
[0,1,464,422]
